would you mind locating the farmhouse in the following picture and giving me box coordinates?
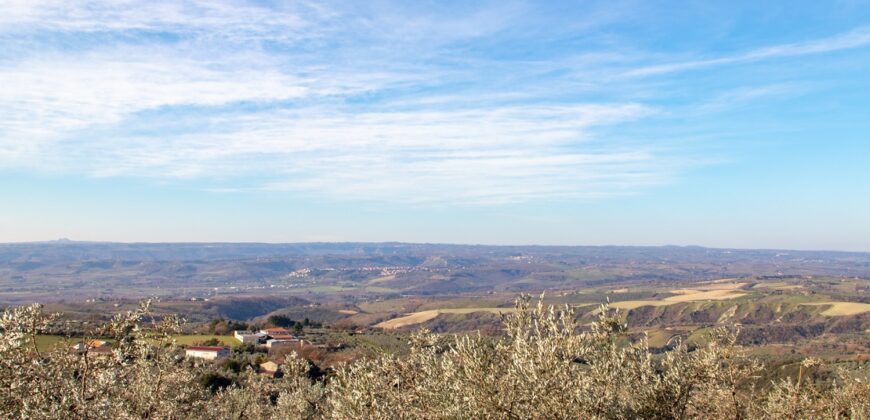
[266,338,312,353]
[265,338,297,350]
[72,339,113,356]
[185,346,229,360]
[233,330,267,344]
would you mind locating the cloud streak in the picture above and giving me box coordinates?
[625,26,870,77]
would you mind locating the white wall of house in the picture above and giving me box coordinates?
[266,339,300,350]
[185,349,229,360]
[233,331,266,344]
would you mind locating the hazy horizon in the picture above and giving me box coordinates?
[2,1,869,250]
[3,238,869,254]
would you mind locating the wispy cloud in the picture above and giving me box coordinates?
[0,1,866,206]
[41,104,661,204]
[0,0,316,37]
[625,26,870,77]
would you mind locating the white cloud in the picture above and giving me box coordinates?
[34,104,662,204]
[1,1,863,205]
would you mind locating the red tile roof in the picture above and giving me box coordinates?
[87,339,110,348]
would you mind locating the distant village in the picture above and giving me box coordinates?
[71,326,317,378]
[185,327,313,377]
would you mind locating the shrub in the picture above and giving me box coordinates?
[267,315,295,328]
[0,297,867,419]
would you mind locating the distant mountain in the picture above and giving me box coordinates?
[1,242,868,304]
[1,241,867,263]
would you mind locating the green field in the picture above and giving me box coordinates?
[170,334,239,347]
[35,335,68,351]
[35,334,239,351]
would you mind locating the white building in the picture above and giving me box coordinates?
[259,361,282,377]
[233,330,267,344]
[266,338,313,352]
[185,346,230,360]
[265,339,300,350]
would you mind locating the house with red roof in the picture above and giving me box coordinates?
[260,327,291,336]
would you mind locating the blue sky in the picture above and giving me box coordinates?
[1,1,869,250]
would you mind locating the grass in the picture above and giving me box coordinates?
[610,300,670,310]
[366,275,396,285]
[358,298,424,314]
[364,286,399,293]
[439,308,518,315]
[35,335,117,352]
[305,286,357,293]
[706,278,740,283]
[35,335,69,351]
[686,327,715,345]
[34,334,238,351]
[694,282,749,291]
[171,335,239,347]
[416,299,506,311]
[643,328,676,347]
[752,282,804,290]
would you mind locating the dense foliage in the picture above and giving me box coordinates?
[1,298,867,419]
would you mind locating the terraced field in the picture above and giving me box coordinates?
[610,287,747,310]
[376,283,754,329]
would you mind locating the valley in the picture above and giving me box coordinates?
[3,242,868,373]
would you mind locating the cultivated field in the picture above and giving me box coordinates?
[610,300,670,310]
[802,302,870,316]
[663,289,747,302]
[375,307,518,329]
[375,310,440,329]
[609,287,747,310]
